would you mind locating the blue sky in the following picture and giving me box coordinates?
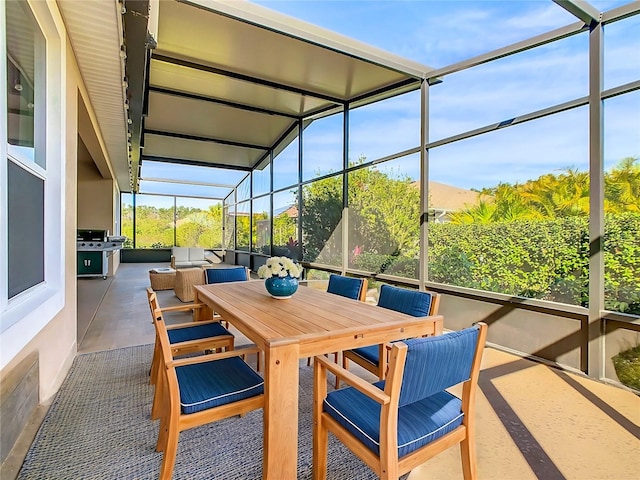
[252,0,640,191]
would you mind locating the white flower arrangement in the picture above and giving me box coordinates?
[257,256,304,279]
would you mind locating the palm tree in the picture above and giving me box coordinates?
[605,157,640,213]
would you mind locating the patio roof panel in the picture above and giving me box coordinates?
[142,133,264,170]
[145,90,293,149]
[148,59,329,117]
[131,0,431,193]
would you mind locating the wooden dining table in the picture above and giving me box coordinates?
[194,280,444,479]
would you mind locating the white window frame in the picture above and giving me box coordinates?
[1,0,66,369]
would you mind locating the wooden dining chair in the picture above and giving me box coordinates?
[314,322,487,480]
[201,266,250,326]
[327,273,368,302]
[341,284,440,384]
[152,307,264,480]
[146,287,234,389]
[308,274,368,387]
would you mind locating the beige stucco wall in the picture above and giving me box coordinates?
[77,136,120,276]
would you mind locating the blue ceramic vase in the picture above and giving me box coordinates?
[264,276,299,299]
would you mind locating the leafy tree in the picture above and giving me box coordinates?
[301,175,343,264]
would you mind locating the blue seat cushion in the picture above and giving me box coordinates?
[167,322,232,345]
[176,357,264,414]
[205,267,247,284]
[349,345,380,366]
[324,382,463,458]
[327,274,363,300]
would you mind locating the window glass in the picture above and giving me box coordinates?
[302,111,343,181]
[224,203,235,251]
[139,160,244,198]
[6,1,46,301]
[603,15,640,91]
[252,196,270,254]
[273,132,299,190]
[138,180,231,199]
[349,90,420,164]
[430,33,588,142]
[236,175,251,202]
[603,91,640,315]
[236,201,250,251]
[252,157,271,197]
[175,197,223,248]
[6,0,45,169]
[348,153,420,279]
[8,159,44,298]
[273,188,299,259]
[121,193,134,248]
[133,195,175,248]
[302,174,343,266]
[428,107,589,306]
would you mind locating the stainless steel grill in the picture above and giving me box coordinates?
[77,230,126,278]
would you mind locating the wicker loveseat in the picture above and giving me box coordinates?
[170,247,211,269]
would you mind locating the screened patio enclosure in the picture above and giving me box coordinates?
[120,0,640,389]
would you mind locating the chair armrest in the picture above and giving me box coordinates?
[169,334,234,351]
[314,355,390,405]
[170,346,262,368]
[165,319,226,330]
[159,302,206,314]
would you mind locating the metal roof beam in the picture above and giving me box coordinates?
[141,155,252,171]
[144,129,270,150]
[426,20,586,81]
[553,0,601,26]
[141,177,235,189]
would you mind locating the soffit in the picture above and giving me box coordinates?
[139,0,431,187]
[58,0,128,189]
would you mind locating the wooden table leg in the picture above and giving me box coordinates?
[193,290,213,321]
[263,341,300,479]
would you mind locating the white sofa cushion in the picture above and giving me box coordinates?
[172,247,190,262]
[188,247,205,261]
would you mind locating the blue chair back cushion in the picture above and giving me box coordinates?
[324,383,463,458]
[167,321,231,344]
[349,345,380,366]
[377,284,432,317]
[205,266,247,284]
[327,274,364,300]
[176,357,264,414]
[399,325,480,406]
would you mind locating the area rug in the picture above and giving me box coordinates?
[17,345,378,480]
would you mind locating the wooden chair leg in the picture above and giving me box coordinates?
[313,416,329,480]
[152,370,166,421]
[156,415,167,452]
[313,360,329,480]
[333,352,340,389]
[460,427,478,480]
[159,422,180,480]
[150,338,160,385]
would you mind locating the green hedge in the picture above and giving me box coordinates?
[354,213,640,314]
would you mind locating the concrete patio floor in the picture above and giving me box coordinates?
[3,263,638,480]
